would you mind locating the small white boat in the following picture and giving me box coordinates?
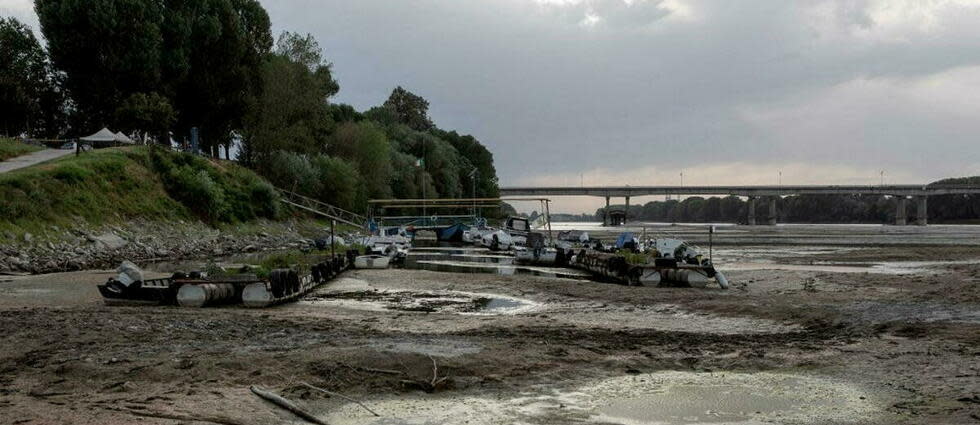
[354,255,391,269]
[480,230,514,251]
[514,247,558,265]
[463,226,495,244]
[362,229,411,259]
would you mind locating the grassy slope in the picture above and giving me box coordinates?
[0,146,279,237]
[0,137,44,161]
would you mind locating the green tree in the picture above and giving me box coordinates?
[36,0,165,131]
[167,0,272,156]
[329,121,392,199]
[432,129,500,199]
[328,104,363,124]
[241,31,337,163]
[382,86,434,131]
[114,92,176,142]
[262,151,321,195]
[311,155,364,211]
[389,151,421,199]
[37,0,272,153]
[0,17,65,137]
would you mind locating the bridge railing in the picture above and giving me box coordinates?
[499,184,980,197]
[278,189,367,228]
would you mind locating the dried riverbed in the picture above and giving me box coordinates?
[1,225,979,424]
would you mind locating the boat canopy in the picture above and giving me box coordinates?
[80,128,119,142]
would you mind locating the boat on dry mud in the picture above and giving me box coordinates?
[98,254,353,308]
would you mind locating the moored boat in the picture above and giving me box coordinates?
[354,254,391,269]
[514,246,559,265]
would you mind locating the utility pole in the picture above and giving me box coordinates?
[680,172,684,187]
[544,199,553,246]
[880,170,885,186]
[418,165,425,223]
[709,225,714,262]
[330,220,336,258]
[470,168,478,219]
[778,171,782,186]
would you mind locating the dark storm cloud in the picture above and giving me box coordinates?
[8,0,980,197]
[256,0,980,188]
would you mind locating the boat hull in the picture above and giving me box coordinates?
[354,255,391,269]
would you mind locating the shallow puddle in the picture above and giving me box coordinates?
[711,246,863,260]
[322,371,880,425]
[411,260,592,280]
[0,288,55,296]
[303,289,540,315]
[721,262,882,274]
[720,259,979,275]
[477,297,525,312]
[405,253,514,265]
[598,384,810,424]
[554,303,801,335]
[364,337,484,358]
[409,247,494,255]
[841,301,980,324]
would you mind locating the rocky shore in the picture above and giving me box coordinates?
[0,219,333,274]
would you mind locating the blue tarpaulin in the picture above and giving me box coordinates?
[438,223,471,242]
[615,232,635,249]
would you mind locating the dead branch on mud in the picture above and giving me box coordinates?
[400,355,450,393]
[249,385,328,425]
[301,382,380,417]
[341,362,404,376]
[105,407,247,425]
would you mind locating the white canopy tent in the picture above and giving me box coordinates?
[115,131,136,144]
[80,128,119,143]
[79,128,136,146]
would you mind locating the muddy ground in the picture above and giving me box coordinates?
[1,225,979,424]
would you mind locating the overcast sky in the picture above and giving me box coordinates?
[5,0,980,212]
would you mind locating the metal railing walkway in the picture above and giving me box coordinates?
[278,189,366,228]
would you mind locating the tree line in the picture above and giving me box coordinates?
[1,0,499,214]
[595,188,980,224]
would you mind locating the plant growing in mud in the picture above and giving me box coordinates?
[203,260,227,278]
[802,277,818,292]
[247,249,334,278]
[616,249,650,265]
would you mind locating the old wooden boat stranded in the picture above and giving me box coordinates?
[98,253,353,308]
[567,248,726,287]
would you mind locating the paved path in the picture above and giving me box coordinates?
[0,149,74,174]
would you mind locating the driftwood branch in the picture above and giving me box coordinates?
[301,382,380,417]
[249,385,328,425]
[430,355,439,388]
[341,362,404,376]
[106,407,247,425]
[400,356,450,393]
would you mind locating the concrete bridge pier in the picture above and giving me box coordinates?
[603,196,610,226]
[916,196,928,226]
[767,196,778,226]
[895,197,908,226]
[747,196,757,226]
[625,196,630,224]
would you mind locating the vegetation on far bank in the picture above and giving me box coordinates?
[4,2,501,219]
[0,137,43,161]
[594,180,980,224]
[0,146,279,236]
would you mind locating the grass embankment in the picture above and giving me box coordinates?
[0,146,280,238]
[0,137,44,161]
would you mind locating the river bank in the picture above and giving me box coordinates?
[0,219,335,274]
[1,224,978,424]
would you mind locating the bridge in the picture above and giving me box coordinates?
[498,185,980,226]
